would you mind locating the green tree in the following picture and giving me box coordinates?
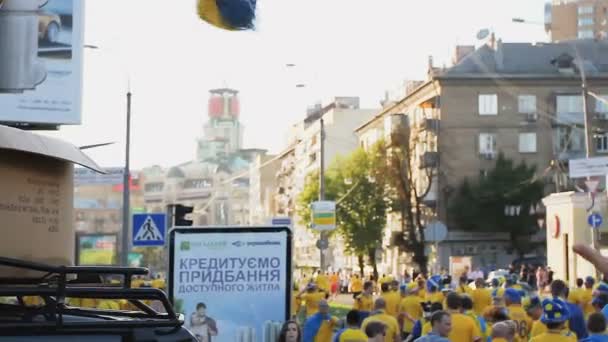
[295,146,389,278]
[449,153,544,255]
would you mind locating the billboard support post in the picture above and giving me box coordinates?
[120,91,132,266]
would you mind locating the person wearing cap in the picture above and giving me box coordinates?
[503,288,531,342]
[583,276,596,317]
[529,280,583,340]
[298,283,328,318]
[581,312,608,342]
[399,284,423,340]
[361,298,400,342]
[381,280,401,318]
[302,299,338,342]
[471,278,492,316]
[354,281,375,323]
[529,298,576,342]
[524,295,543,335]
[443,292,482,342]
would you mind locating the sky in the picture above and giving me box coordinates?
[44,0,549,169]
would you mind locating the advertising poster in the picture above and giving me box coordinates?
[0,0,84,126]
[76,233,118,266]
[170,227,292,342]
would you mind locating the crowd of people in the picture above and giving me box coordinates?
[282,245,608,342]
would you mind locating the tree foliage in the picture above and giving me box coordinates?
[449,153,544,255]
[295,145,389,277]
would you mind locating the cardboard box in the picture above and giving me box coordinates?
[0,125,102,277]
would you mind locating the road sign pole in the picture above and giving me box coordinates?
[319,118,327,272]
[120,91,132,266]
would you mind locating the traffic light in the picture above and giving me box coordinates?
[174,204,194,227]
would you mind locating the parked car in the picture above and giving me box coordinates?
[39,11,62,43]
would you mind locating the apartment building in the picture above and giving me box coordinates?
[546,0,608,41]
[356,39,608,270]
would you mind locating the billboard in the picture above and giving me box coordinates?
[75,233,118,266]
[169,227,292,342]
[0,0,84,126]
[74,167,125,186]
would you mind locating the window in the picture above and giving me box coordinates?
[479,133,497,154]
[518,95,537,113]
[144,182,164,192]
[479,94,498,115]
[578,5,594,15]
[555,127,584,152]
[596,134,608,153]
[557,95,584,124]
[578,30,594,39]
[578,17,594,26]
[519,133,537,153]
[595,94,608,113]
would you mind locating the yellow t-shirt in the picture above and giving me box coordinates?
[354,294,374,312]
[447,312,482,342]
[382,291,401,317]
[530,320,573,339]
[23,296,43,306]
[314,317,338,342]
[422,321,432,336]
[151,278,165,289]
[131,279,145,288]
[351,278,363,293]
[361,312,400,342]
[379,276,393,285]
[456,284,472,295]
[425,291,444,304]
[581,288,594,317]
[418,288,427,300]
[530,331,577,342]
[567,288,582,305]
[339,328,367,342]
[301,291,326,317]
[97,299,121,310]
[292,293,301,317]
[316,275,330,292]
[471,288,492,315]
[506,304,532,342]
[399,295,423,333]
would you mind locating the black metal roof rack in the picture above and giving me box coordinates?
[0,257,181,331]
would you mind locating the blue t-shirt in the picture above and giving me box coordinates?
[567,301,588,339]
[411,319,423,340]
[413,333,450,342]
[581,334,608,342]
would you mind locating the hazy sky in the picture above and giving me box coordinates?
[44,0,549,169]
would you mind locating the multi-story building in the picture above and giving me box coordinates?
[272,145,297,218]
[289,97,378,269]
[249,153,279,224]
[141,88,266,226]
[356,39,608,271]
[545,0,608,41]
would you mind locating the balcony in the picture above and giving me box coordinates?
[422,177,438,208]
[419,152,439,168]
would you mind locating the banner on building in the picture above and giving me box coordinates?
[75,233,118,266]
[169,227,292,342]
[0,0,84,126]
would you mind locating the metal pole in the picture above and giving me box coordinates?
[121,91,132,266]
[319,118,327,272]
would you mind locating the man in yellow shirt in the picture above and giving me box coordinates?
[455,275,472,296]
[298,284,328,317]
[334,310,368,342]
[381,281,401,318]
[302,299,338,342]
[470,278,491,316]
[354,281,375,323]
[582,276,595,317]
[503,288,532,342]
[316,271,330,293]
[399,285,422,340]
[351,274,363,298]
[444,292,482,342]
[567,278,584,306]
[361,298,400,342]
[425,276,445,305]
[530,297,577,342]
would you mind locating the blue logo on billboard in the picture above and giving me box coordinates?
[232,241,244,247]
[231,240,282,247]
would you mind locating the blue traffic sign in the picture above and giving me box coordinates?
[132,213,166,247]
[588,213,603,229]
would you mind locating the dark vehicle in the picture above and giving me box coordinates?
[0,257,196,341]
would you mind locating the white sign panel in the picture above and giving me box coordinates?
[311,200,336,231]
[569,157,608,178]
[170,227,292,342]
[74,167,124,186]
[0,0,84,125]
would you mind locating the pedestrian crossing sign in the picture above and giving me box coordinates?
[132,213,166,247]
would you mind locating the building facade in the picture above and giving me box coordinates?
[141,88,266,226]
[546,0,608,41]
[249,154,279,225]
[356,39,608,272]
